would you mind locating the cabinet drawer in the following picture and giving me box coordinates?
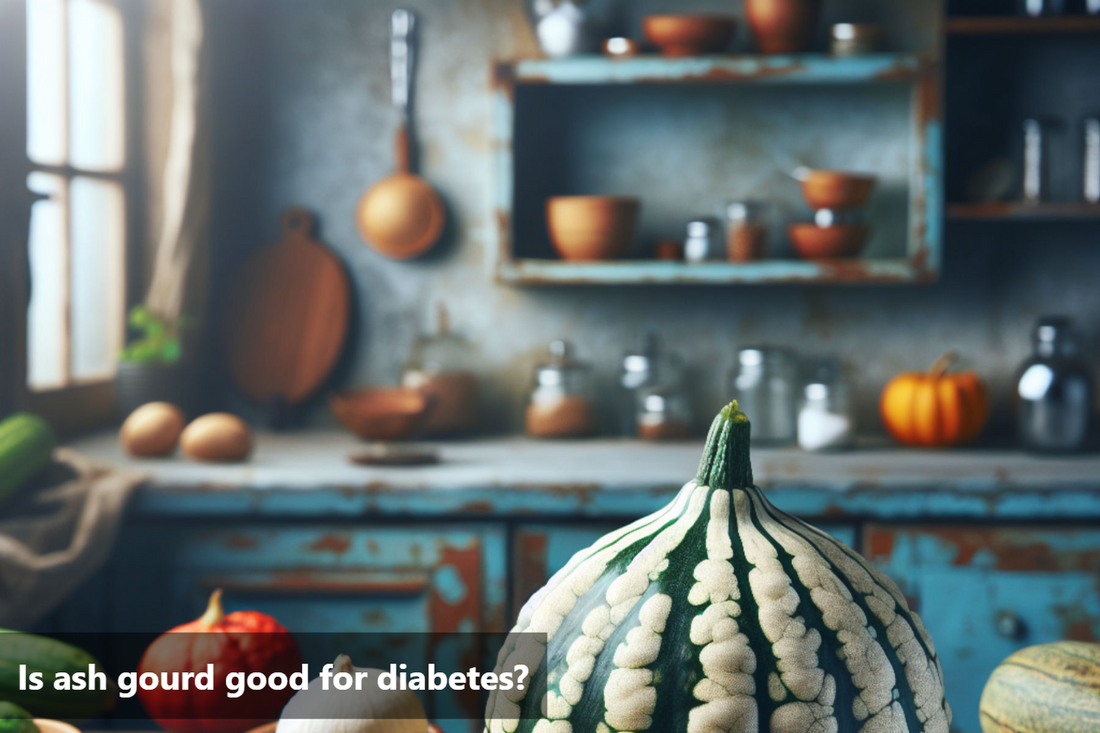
[513,520,858,612]
[864,525,1100,733]
[114,524,507,633]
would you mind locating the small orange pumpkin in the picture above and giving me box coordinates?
[881,352,989,447]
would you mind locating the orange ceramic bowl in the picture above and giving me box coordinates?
[789,223,869,258]
[329,388,432,441]
[799,170,876,210]
[643,15,737,56]
[546,196,640,261]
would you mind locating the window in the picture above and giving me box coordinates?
[25,0,127,393]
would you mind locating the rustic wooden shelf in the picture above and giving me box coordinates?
[492,52,943,286]
[496,258,933,285]
[945,15,1100,35]
[503,53,926,86]
[947,202,1100,220]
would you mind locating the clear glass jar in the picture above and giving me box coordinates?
[724,201,770,262]
[730,348,798,445]
[618,333,684,436]
[636,383,693,441]
[526,340,597,438]
[401,303,479,436]
[684,218,723,263]
[1015,317,1093,453]
[798,381,855,452]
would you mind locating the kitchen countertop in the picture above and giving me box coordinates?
[69,431,1100,521]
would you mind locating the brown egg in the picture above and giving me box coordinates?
[120,402,186,457]
[180,413,252,462]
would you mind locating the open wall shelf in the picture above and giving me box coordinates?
[507,53,927,86]
[496,258,933,286]
[947,202,1100,220]
[945,15,1100,34]
[491,52,943,286]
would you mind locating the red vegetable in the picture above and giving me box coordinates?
[137,589,302,733]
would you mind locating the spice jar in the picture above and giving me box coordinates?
[526,340,597,438]
[829,23,884,56]
[730,347,798,445]
[636,383,693,440]
[724,201,770,262]
[798,380,855,452]
[401,304,480,436]
[684,218,723,263]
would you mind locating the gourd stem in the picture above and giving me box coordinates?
[696,401,754,490]
[929,352,957,378]
[199,589,224,628]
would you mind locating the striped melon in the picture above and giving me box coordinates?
[486,402,951,733]
[980,641,1100,733]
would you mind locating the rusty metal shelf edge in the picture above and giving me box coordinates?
[508,53,925,86]
[495,258,930,285]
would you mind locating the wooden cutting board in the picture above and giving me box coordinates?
[222,209,350,417]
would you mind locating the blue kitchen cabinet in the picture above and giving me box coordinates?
[110,523,508,730]
[864,525,1100,733]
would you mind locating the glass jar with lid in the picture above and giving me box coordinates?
[724,201,770,262]
[684,218,723,263]
[618,333,684,435]
[797,359,855,452]
[526,340,597,438]
[636,383,693,440]
[1015,316,1093,453]
[401,303,480,436]
[730,347,798,445]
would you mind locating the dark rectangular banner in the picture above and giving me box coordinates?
[0,632,547,726]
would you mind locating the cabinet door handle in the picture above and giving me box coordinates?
[995,610,1027,641]
[200,571,431,596]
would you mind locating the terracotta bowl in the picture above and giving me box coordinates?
[789,223,869,258]
[643,15,737,56]
[798,170,877,210]
[546,196,640,261]
[329,388,432,441]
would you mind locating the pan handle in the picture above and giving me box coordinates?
[391,9,414,117]
[391,9,414,173]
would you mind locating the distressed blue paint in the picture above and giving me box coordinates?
[432,565,468,606]
[513,54,924,86]
[922,120,945,271]
[128,482,1100,521]
[496,258,929,285]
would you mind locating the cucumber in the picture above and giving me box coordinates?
[0,413,55,508]
[0,702,39,733]
[0,631,112,720]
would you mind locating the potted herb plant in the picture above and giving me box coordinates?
[115,306,196,417]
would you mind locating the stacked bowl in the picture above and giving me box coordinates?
[788,169,875,258]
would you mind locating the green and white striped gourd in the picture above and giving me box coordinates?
[486,402,951,733]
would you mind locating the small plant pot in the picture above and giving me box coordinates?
[115,361,196,418]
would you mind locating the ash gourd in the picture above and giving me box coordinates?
[486,402,951,733]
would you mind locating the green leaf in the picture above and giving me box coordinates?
[162,341,182,363]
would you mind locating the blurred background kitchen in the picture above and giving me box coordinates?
[1,0,1099,731]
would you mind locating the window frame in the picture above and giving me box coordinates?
[11,0,148,433]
